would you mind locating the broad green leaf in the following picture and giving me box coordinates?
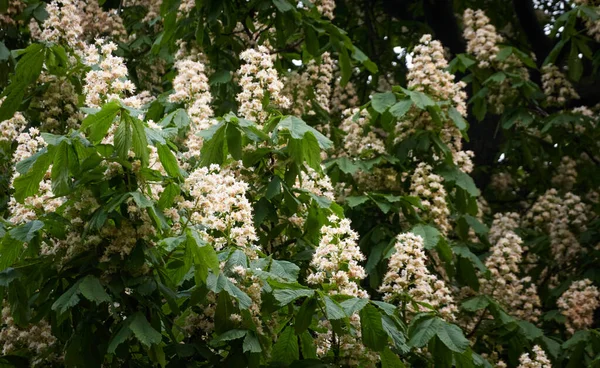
[410,224,441,250]
[52,281,82,315]
[272,326,299,365]
[360,304,388,351]
[115,115,133,161]
[129,312,162,347]
[212,329,247,344]
[273,0,294,12]
[340,297,369,316]
[79,275,111,304]
[381,346,405,368]
[461,296,489,312]
[243,331,262,353]
[372,92,396,113]
[131,115,149,167]
[438,166,480,197]
[322,294,346,320]
[80,102,121,143]
[9,220,44,242]
[107,320,133,354]
[389,100,412,118]
[13,150,53,203]
[408,316,443,348]
[436,322,469,353]
[51,140,73,196]
[273,288,314,306]
[295,297,317,334]
[448,107,468,131]
[200,122,227,166]
[157,144,181,178]
[277,116,332,149]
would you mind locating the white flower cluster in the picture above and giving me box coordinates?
[410,163,451,234]
[339,108,386,157]
[463,9,502,68]
[82,40,136,108]
[123,0,162,23]
[331,72,360,114]
[0,305,59,364]
[490,171,516,194]
[314,314,380,368]
[379,232,457,320]
[31,0,84,49]
[480,228,541,322]
[169,59,213,128]
[541,64,579,106]
[462,9,530,114]
[488,212,520,244]
[237,46,290,125]
[0,0,25,26]
[81,0,127,41]
[551,156,577,191]
[516,345,552,368]
[313,0,336,20]
[35,75,84,132]
[0,99,27,142]
[557,279,600,334]
[395,34,473,171]
[306,52,335,113]
[307,215,368,298]
[179,164,259,258]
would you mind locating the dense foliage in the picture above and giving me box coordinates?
[0,0,599,366]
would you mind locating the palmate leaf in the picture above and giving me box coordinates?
[271,326,299,365]
[13,148,54,203]
[359,304,388,351]
[80,102,121,143]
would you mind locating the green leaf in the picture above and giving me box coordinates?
[0,41,9,61]
[410,224,441,250]
[107,320,133,354]
[338,46,352,86]
[408,316,443,348]
[273,288,314,306]
[448,107,468,131]
[157,144,181,178]
[340,297,369,316]
[272,326,299,365]
[129,312,162,347]
[295,297,317,334]
[51,141,73,196]
[381,346,405,368]
[200,122,227,166]
[209,70,232,85]
[115,115,133,161]
[403,88,435,109]
[79,275,111,304]
[273,0,294,12]
[277,116,332,149]
[438,166,480,196]
[436,322,469,353]
[243,331,262,353]
[299,331,318,359]
[226,123,243,160]
[80,102,121,143]
[187,230,219,284]
[517,320,543,341]
[568,43,583,82]
[372,92,396,113]
[360,304,388,351]
[461,296,489,312]
[129,192,154,208]
[52,281,82,315]
[346,195,369,207]
[9,220,44,242]
[13,150,53,203]
[322,294,346,320]
[213,329,247,344]
[389,100,412,119]
[131,115,149,167]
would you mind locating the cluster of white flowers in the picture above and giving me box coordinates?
[557,279,600,334]
[0,99,27,142]
[395,34,473,171]
[463,9,503,68]
[480,228,541,322]
[551,156,577,191]
[177,0,195,19]
[306,52,335,113]
[0,0,26,26]
[8,129,66,225]
[379,232,457,320]
[30,0,84,49]
[313,0,336,19]
[462,9,530,114]
[184,292,217,338]
[34,75,84,132]
[524,189,588,232]
[314,314,379,368]
[410,163,451,234]
[81,0,127,41]
[0,304,59,364]
[541,64,579,106]
[123,0,162,23]
[488,212,520,244]
[179,165,259,258]
[169,59,213,128]
[307,215,368,297]
[338,108,386,157]
[236,46,290,125]
[353,167,400,193]
[490,171,516,194]
[516,345,552,368]
[283,71,311,117]
[331,72,360,114]
[82,40,136,108]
